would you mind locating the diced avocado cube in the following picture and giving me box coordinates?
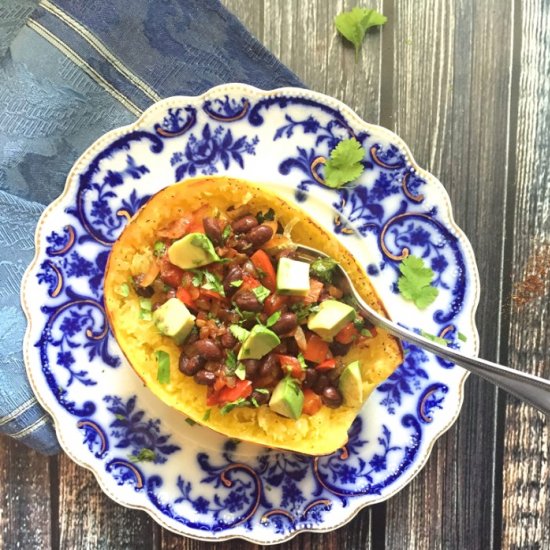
[269,377,304,419]
[237,324,280,360]
[168,233,220,269]
[153,298,195,344]
[338,361,363,407]
[307,299,355,341]
[276,257,310,296]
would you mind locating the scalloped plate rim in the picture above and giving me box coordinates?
[20,83,480,544]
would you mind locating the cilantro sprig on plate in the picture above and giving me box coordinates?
[397,255,439,309]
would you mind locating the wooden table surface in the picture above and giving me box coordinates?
[1,1,549,548]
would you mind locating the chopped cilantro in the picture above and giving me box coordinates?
[153,241,166,257]
[225,350,238,372]
[139,298,152,311]
[222,224,232,242]
[202,408,211,422]
[155,350,171,384]
[420,330,449,346]
[118,283,130,297]
[139,310,152,321]
[129,448,156,463]
[220,397,249,415]
[234,363,246,380]
[297,353,307,370]
[291,302,320,322]
[255,388,269,395]
[310,257,338,284]
[323,138,366,188]
[360,328,373,337]
[202,271,225,296]
[230,279,243,288]
[458,332,468,342]
[229,324,250,342]
[266,311,281,327]
[252,285,270,303]
[397,255,439,309]
[256,208,275,223]
[115,414,126,421]
[251,397,259,407]
[335,7,387,61]
[185,418,196,426]
[191,269,203,287]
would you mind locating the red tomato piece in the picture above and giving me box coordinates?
[277,355,305,380]
[315,358,337,371]
[218,379,253,404]
[264,293,288,315]
[241,274,261,291]
[250,249,277,291]
[335,322,359,345]
[176,287,195,308]
[303,334,329,363]
[302,388,322,415]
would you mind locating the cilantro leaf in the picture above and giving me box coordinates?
[230,279,243,288]
[291,302,320,322]
[129,448,156,463]
[458,332,468,343]
[266,311,281,327]
[323,138,366,188]
[153,241,166,257]
[310,257,338,284]
[185,417,197,426]
[191,269,203,287]
[222,224,232,242]
[220,397,249,415]
[252,285,270,303]
[297,353,307,370]
[225,350,238,373]
[155,350,171,384]
[334,7,387,60]
[397,255,439,309]
[420,330,449,347]
[202,271,225,296]
[202,408,211,422]
[229,324,250,342]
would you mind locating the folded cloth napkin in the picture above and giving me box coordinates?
[0,0,301,454]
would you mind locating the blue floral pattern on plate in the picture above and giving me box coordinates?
[22,84,479,544]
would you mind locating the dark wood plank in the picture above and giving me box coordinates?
[502,1,550,547]
[385,0,515,548]
[0,436,52,549]
[57,453,156,549]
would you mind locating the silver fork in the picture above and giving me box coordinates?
[295,244,550,415]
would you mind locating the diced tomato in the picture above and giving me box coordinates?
[335,322,359,345]
[176,287,195,308]
[157,217,191,239]
[213,376,226,392]
[160,256,184,288]
[264,293,288,315]
[186,219,205,234]
[315,358,337,371]
[303,334,329,363]
[304,279,324,304]
[302,388,322,415]
[277,355,305,381]
[250,249,277,291]
[206,391,220,406]
[241,274,261,291]
[218,379,252,404]
[200,288,226,301]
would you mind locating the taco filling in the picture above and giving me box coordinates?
[105,177,402,455]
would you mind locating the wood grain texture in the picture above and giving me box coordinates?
[502,1,550,548]
[384,0,515,548]
[57,453,155,549]
[0,436,52,549]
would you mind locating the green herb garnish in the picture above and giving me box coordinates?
[225,350,238,373]
[139,298,152,311]
[155,350,171,384]
[255,388,269,395]
[185,418,197,427]
[153,241,166,257]
[266,311,281,327]
[220,397,249,415]
[323,138,366,188]
[202,271,225,296]
[230,280,243,288]
[252,285,270,303]
[420,330,449,347]
[119,283,130,297]
[334,7,387,61]
[310,257,338,284]
[360,328,373,337]
[229,324,250,342]
[202,409,211,422]
[297,353,307,370]
[129,448,156,463]
[291,302,320,322]
[222,224,232,242]
[397,255,439,309]
[458,332,467,342]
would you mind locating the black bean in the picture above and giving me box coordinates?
[284,337,299,357]
[203,217,223,245]
[178,353,205,376]
[223,265,244,296]
[270,313,298,335]
[260,354,282,379]
[232,215,258,233]
[232,238,252,253]
[246,224,274,246]
[243,359,261,378]
[329,341,352,356]
[321,386,343,408]
[194,370,216,386]
[220,331,237,349]
[242,260,258,277]
[135,285,154,298]
[303,368,319,389]
[194,339,223,360]
[314,374,329,394]
[233,290,263,312]
[251,389,270,406]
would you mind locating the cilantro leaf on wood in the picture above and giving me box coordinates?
[397,255,439,309]
[335,7,388,60]
[323,138,366,188]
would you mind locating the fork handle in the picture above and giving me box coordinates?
[369,311,550,416]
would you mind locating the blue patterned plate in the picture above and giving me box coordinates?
[21,84,479,544]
